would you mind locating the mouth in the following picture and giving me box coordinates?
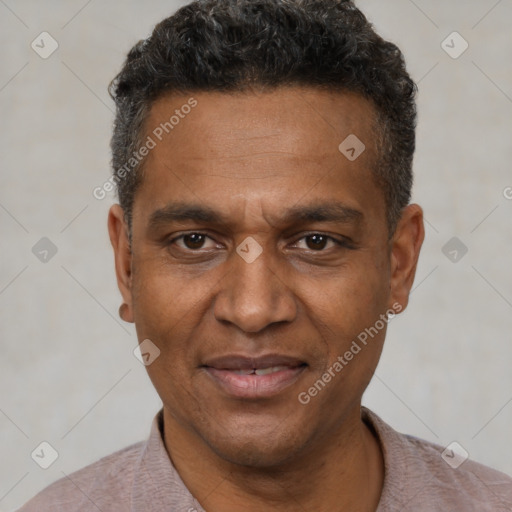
[201,354,308,399]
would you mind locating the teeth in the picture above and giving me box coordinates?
[254,365,289,376]
[228,365,294,376]
[232,369,254,375]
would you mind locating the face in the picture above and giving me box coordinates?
[109,86,424,467]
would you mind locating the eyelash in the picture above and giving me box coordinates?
[166,232,352,252]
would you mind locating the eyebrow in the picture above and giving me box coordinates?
[147,201,363,230]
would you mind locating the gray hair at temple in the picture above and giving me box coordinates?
[108,0,417,236]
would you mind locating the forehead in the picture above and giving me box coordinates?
[144,87,378,168]
[134,87,385,233]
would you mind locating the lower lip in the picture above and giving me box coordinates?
[204,366,306,399]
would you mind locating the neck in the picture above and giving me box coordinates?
[162,405,384,512]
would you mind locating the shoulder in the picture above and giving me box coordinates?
[16,441,145,512]
[403,433,512,509]
[362,407,512,511]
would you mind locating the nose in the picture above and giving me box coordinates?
[213,244,297,333]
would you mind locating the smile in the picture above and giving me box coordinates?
[202,354,308,399]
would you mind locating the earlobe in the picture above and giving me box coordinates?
[118,303,131,322]
[108,204,135,323]
[388,204,425,312]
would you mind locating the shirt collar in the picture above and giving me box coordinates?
[130,409,206,512]
[361,406,404,511]
[130,407,395,511]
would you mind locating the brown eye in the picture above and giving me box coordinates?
[168,233,216,251]
[181,233,207,249]
[305,234,329,250]
[291,233,349,252]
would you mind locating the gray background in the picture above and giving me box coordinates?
[1,0,511,510]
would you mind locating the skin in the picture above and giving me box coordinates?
[108,86,424,512]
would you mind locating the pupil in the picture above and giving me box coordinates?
[308,235,326,250]
[185,234,204,249]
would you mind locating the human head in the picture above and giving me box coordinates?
[107,0,424,474]
[109,0,417,237]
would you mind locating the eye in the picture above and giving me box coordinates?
[167,232,350,253]
[170,233,218,251]
[292,233,345,251]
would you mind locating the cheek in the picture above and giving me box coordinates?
[308,278,388,401]
[310,261,389,329]
[131,255,208,328]
[301,260,390,388]
[129,254,219,362]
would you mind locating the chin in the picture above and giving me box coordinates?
[211,438,298,468]
[200,417,307,469]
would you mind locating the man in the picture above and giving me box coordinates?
[18,0,512,510]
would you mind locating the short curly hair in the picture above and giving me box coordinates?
[109,0,417,235]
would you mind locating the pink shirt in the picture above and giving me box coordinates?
[17,407,512,511]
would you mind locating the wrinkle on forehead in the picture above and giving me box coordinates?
[134,87,384,236]
[145,87,377,175]
[232,194,268,230]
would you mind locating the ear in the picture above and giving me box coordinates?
[108,204,134,323]
[388,204,425,312]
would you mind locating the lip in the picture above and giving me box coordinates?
[202,353,307,399]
